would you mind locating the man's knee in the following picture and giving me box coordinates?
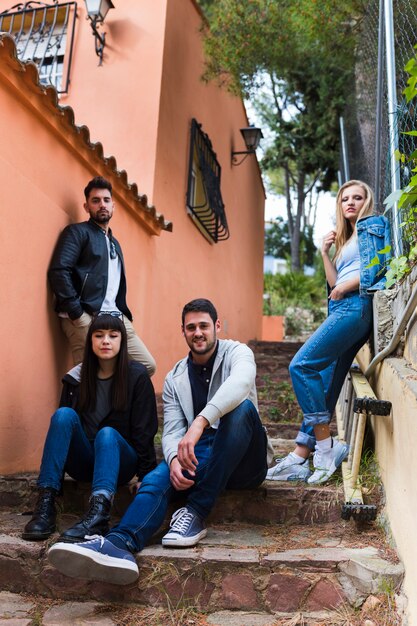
[124,318,156,376]
[140,461,170,491]
[219,400,259,434]
[229,399,258,420]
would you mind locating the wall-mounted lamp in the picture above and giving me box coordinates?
[84,0,114,66]
[231,126,263,166]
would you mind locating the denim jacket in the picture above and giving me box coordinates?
[356,214,391,295]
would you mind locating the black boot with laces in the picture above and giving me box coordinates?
[59,494,111,543]
[22,487,58,541]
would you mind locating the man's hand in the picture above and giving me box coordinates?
[169,457,195,491]
[177,415,208,473]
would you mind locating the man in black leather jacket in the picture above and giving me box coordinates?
[48,176,156,376]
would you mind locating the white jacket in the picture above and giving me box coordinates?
[162,339,260,466]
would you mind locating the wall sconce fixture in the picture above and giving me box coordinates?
[84,0,114,66]
[231,126,263,166]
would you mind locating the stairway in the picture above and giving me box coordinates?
[0,341,405,626]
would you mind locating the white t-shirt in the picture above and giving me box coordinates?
[101,234,122,312]
[335,235,360,287]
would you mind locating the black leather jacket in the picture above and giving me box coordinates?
[48,219,132,320]
[60,361,158,480]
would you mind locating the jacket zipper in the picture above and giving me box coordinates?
[80,273,89,298]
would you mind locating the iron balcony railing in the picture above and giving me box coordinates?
[0,1,77,94]
[186,118,230,243]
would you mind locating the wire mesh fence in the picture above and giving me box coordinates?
[342,0,417,257]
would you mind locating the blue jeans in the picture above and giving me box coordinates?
[107,400,268,553]
[289,293,373,451]
[37,407,138,498]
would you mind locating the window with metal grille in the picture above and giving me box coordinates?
[186,118,230,243]
[0,1,77,94]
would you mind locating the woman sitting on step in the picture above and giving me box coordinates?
[22,313,158,542]
[266,179,391,485]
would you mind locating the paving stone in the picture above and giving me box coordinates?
[149,574,215,609]
[201,527,269,547]
[262,547,349,571]
[0,592,34,618]
[220,574,258,610]
[266,572,311,612]
[316,537,342,548]
[43,601,116,625]
[140,544,198,560]
[339,549,405,594]
[304,578,346,610]
[206,611,277,626]
[201,547,259,563]
[337,572,366,608]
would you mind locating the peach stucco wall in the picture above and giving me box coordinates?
[57,0,168,199]
[59,0,265,389]
[262,316,284,342]
[0,0,264,473]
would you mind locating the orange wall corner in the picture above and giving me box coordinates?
[262,316,284,342]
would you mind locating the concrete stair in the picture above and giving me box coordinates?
[0,340,404,625]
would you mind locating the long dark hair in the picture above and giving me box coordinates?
[78,314,129,413]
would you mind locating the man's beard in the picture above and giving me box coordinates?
[190,336,216,356]
[93,212,111,224]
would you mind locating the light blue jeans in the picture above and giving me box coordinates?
[37,407,138,498]
[289,292,373,450]
[106,400,268,554]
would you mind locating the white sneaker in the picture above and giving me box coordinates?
[266,453,311,481]
[307,438,349,484]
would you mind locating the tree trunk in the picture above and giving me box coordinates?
[290,173,306,272]
[284,165,293,238]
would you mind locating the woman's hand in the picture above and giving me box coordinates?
[329,284,346,300]
[321,230,336,256]
[329,277,360,300]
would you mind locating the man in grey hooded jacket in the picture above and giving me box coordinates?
[48,298,269,585]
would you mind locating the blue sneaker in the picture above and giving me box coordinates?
[47,535,138,585]
[308,438,350,484]
[162,507,207,547]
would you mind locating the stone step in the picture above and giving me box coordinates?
[0,591,392,626]
[0,473,344,527]
[0,515,403,615]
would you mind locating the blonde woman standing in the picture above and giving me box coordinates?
[267,180,391,484]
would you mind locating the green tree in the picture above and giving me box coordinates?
[198,0,366,270]
[265,217,316,267]
[264,216,290,259]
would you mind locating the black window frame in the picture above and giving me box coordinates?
[186,118,230,243]
[0,1,77,94]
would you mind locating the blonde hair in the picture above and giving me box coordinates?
[333,179,374,261]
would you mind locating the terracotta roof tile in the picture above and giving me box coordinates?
[0,33,172,233]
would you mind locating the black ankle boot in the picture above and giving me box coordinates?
[60,494,111,542]
[22,488,58,541]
